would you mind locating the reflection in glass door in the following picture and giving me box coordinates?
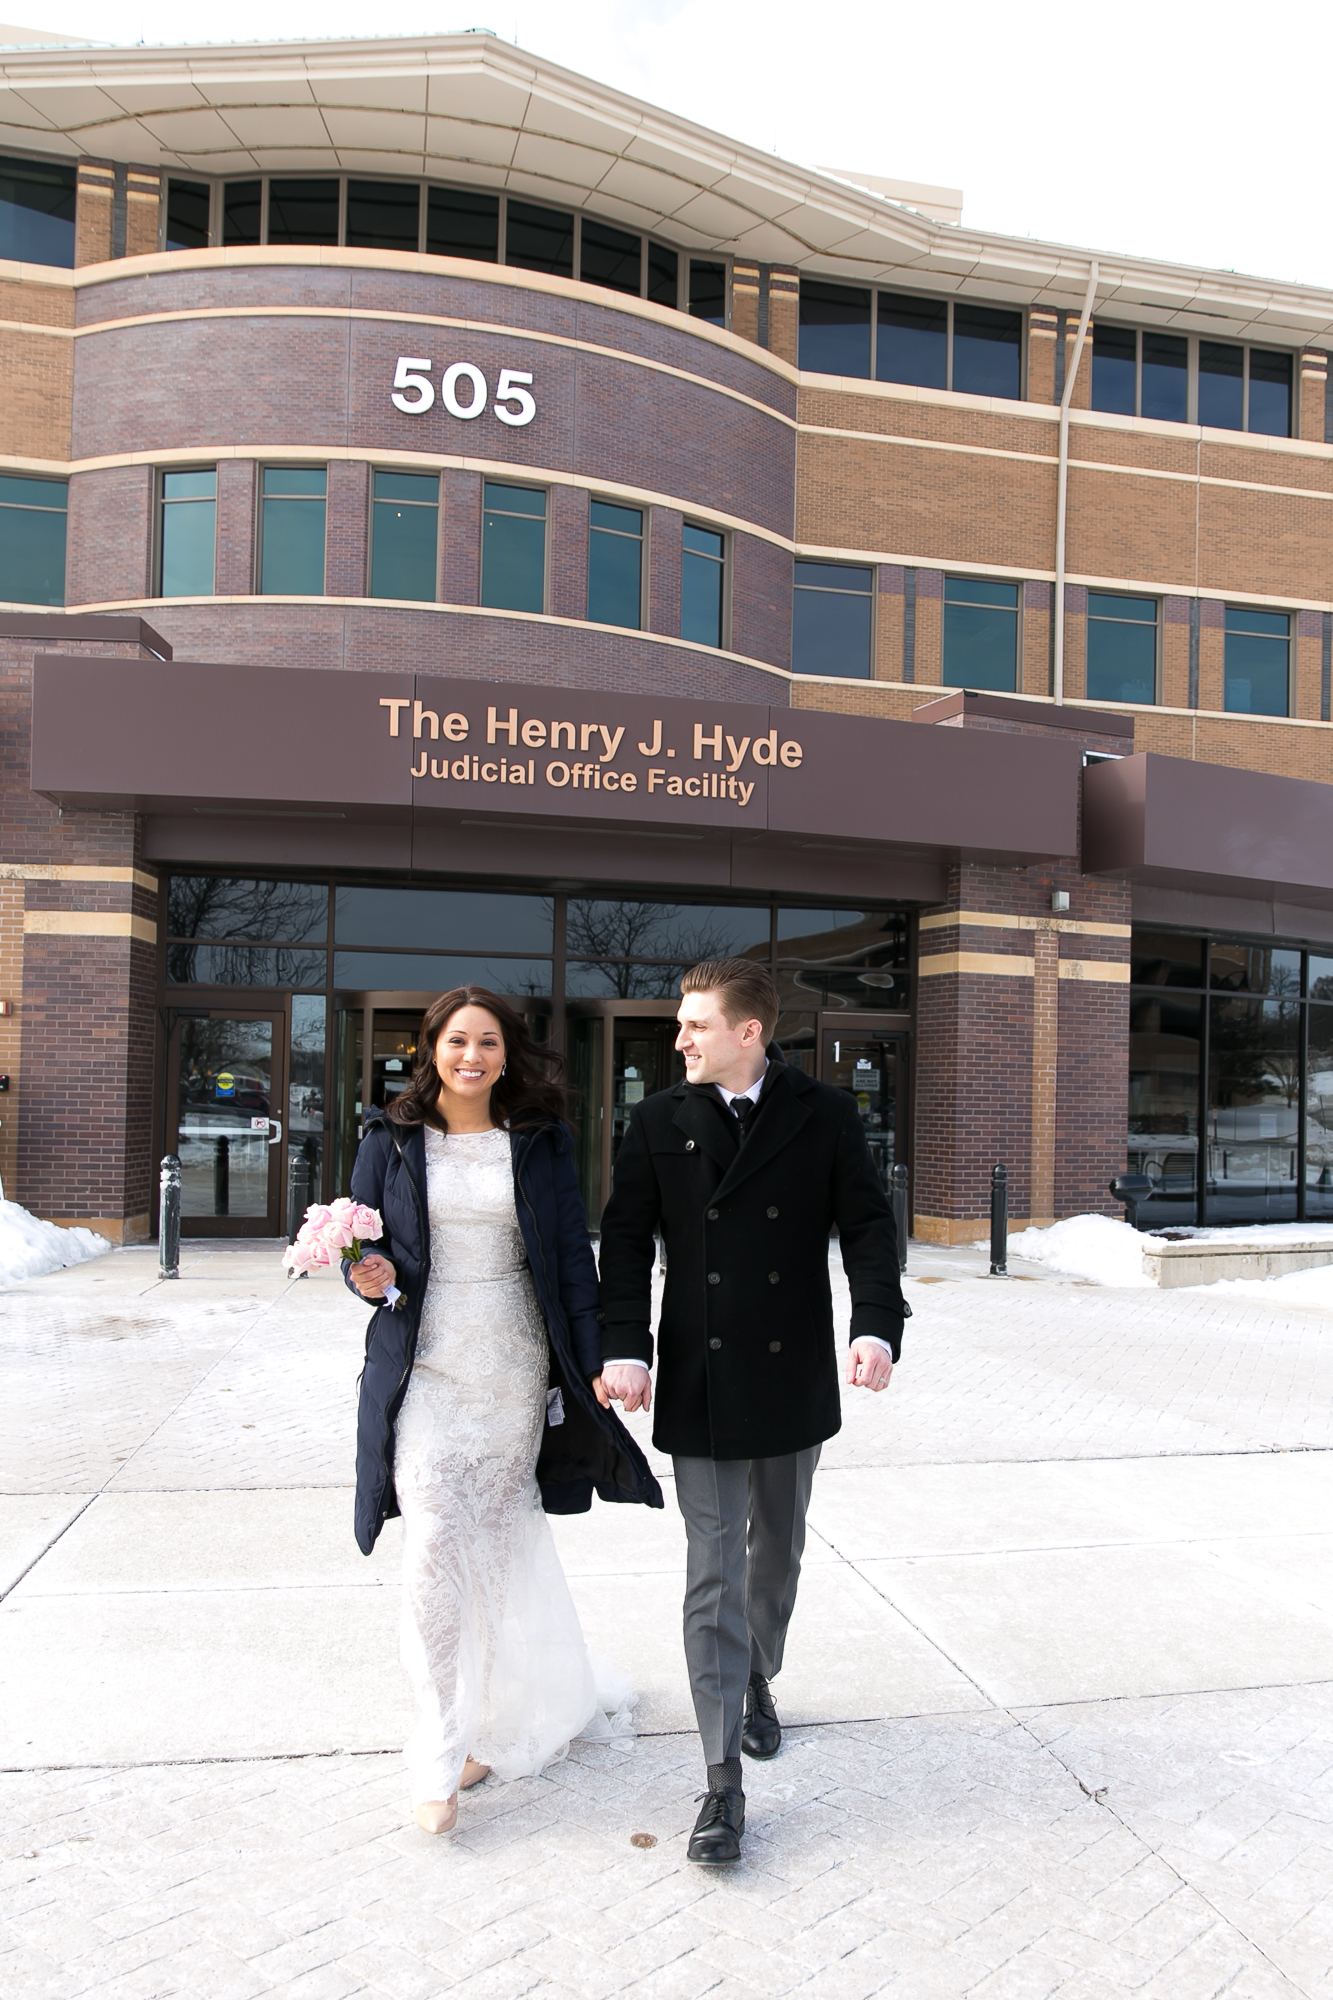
[569,1008,684,1226]
[820,1024,902,1194]
[170,1012,284,1234]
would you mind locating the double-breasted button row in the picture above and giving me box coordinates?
[768,1271,780,1284]
[767,1206,779,1219]
[769,1340,782,1353]
[706,1208,719,1220]
[708,1271,720,1285]
[709,1337,722,1350]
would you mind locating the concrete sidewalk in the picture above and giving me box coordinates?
[2,1241,1333,1997]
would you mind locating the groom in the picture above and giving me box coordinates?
[596,958,908,1863]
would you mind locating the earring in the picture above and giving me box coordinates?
[501,1062,507,1076]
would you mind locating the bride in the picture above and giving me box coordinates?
[346,986,661,1834]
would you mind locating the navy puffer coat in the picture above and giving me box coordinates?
[349,1108,662,1555]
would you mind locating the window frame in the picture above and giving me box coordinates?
[800,279,1027,398]
[257,464,328,598]
[586,497,647,631]
[1223,604,1292,717]
[1084,590,1161,706]
[0,471,69,606]
[368,468,441,604]
[791,559,876,680]
[155,465,218,600]
[1089,321,1296,436]
[480,480,550,617]
[680,520,729,651]
[941,573,1023,693]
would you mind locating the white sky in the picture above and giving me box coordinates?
[5,0,1327,291]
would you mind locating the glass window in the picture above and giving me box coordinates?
[566,901,769,963]
[587,500,643,629]
[581,218,640,296]
[647,242,678,308]
[1091,325,1136,416]
[347,180,419,253]
[506,200,573,278]
[167,944,325,987]
[1309,956,1333,1003]
[267,178,339,247]
[792,562,873,679]
[333,951,551,994]
[165,179,210,252]
[876,292,947,389]
[426,186,498,262]
[0,154,76,267]
[1207,993,1300,1222]
[942,576,1019,691]
[334,886,551,951]
[1306,1004,1333,1218]
[1086,593,1157,704]
[1130,932,1204,988]
[1128,992,1201,1226]
[952,303,1022,398]
[0,474,67,607]
[799,281,871,377]
[1248,348,1292,438]
[566,961,691,999]
[1141,332,1188,423]
[481,482,546,613]
[1208,941,1301,995]
[1224,606,1289,716]
[681,524,725,647]
[689,261,726,326]
[159,469,216,598]
[777,909,907,966]
[222,180,261,247]
[288,994,326,1236]
[1199,341,1244,430]
[370,470,438,602]
[259,467,326,596]
[168,876,327,942]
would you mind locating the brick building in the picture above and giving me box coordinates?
[3,28,1333,1242]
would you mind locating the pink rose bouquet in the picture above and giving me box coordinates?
[283,1197,384,1275]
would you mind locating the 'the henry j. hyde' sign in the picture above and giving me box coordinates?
[379,692,804,811]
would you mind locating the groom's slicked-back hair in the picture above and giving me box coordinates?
[681,958,780,1042]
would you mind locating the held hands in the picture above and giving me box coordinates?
[846,1339,893,1393]
[348,1253,397,1300]
[594,1363,652,1414]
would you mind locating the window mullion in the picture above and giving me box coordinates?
[945,300,953,392]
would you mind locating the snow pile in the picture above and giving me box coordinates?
[0,1199,110,1283]
[1001,1214,1155,1288]
[1194,1264,1333,1307]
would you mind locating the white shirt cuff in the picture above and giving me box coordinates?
[602,1358,651,1371]
[856,1335,895,1356]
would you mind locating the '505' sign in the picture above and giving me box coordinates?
[391,357,536,427]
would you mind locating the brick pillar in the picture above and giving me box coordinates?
[1030,930,1058,1226]
[649,506,683,636]
[876,565,905,680]
[1028,306,1058,404]
[1296,609,1322,721]
[1162,595,1192,709]
[914,568,944,684]
[215,459,257,596]
[125,167,161,257]
[1062,583,1087,701]
[1197,597,1226,712]
[75,159,114,266]
[325,459,368,599]
[1022,579,1051,696]
[731,258,760,346]
[0,877,22,1202]
[1064,316,1093,409]
[768,267,799,364]
[549,482,589,622]
[441,470,481,606]
[65,466,153,605]
[1300,350,1327,444]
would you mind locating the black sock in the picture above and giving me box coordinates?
[708,1758,743,1794]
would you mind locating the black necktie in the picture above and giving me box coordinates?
[732,1097,755,1145]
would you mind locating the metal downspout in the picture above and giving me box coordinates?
[1053,260,1099,703]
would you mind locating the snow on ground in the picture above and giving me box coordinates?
[1192,1264,1333,1307]
[0,1199,110,1284]
[1001,1214,1156,1287]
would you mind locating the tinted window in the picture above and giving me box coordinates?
[1130,932,1203,987]
[777,909,907,965]
[371,470,438,602]
[335,887,551,951]
[587,501,642,629]
[333,952,551,994]
[799,281,871,377]
[567,901,769,961]
[876,292,946,389]
[165,178,210,251]
[952,303,1021,398]
[347,180,419,253]
[267,178,339,246]
[222,180,261,247]
[792,562,873,679]
[1208,995,1299,1222]
[942,576,1019,691]
[689,260,726,325]
[1141,332,1188,422]
[1091,324,1136,416]
[260,467,326,596]
[1128,991,1201,1226]
[168,877,328,942]
[1224,606,1289,716]
[160,469,216,598]
[581,218,640,295]
[481,483,546,614]
[506,200,573,278]
[0,154,75,267]
[1208,941,1301,995]
[1085,593,1156,704]
[426,186,498,262]
[0,474,66,607]
[1248,348,1291,437]
[1199,341,1244,430]
[647,241,678,307]
[681,524,724,647]
[167,945,325,987]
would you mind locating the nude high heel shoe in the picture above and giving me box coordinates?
[460,1756,491,1790]
[413,1793,458,1835]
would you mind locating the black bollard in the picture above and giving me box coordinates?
[891,1162,909,1274]
[989,1163,1008,1276]
[213,1134,229,1216]
[159,1153,181,1280]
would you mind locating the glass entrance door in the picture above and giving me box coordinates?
[168,1011,285,1235]
[819,1022,904,1194]
[569,1007,685,1225]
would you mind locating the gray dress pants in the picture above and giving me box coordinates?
[672,1446,820,1765]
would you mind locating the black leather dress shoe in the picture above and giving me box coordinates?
[687,1787,745,1863]
[742,1673,781,1759]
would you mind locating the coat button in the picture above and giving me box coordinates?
[708,1271,720,1284]
[769,1271,780,1284]
[767,1206,778,1219]
[769,1340,781,1353]
[685,1140,695,1151]
[709,1337,722,1350]
[707,1208,719,1220]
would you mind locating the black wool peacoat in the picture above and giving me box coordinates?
[596,1053,909,1460]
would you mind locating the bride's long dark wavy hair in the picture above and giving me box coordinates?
[384,987,567,1133]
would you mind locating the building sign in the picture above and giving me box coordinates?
[391,357,535,426]
[377,696,802,811]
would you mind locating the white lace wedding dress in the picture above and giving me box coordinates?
[393,1124,634,1805]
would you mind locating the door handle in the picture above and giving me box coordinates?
[267,1118,283,1147]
